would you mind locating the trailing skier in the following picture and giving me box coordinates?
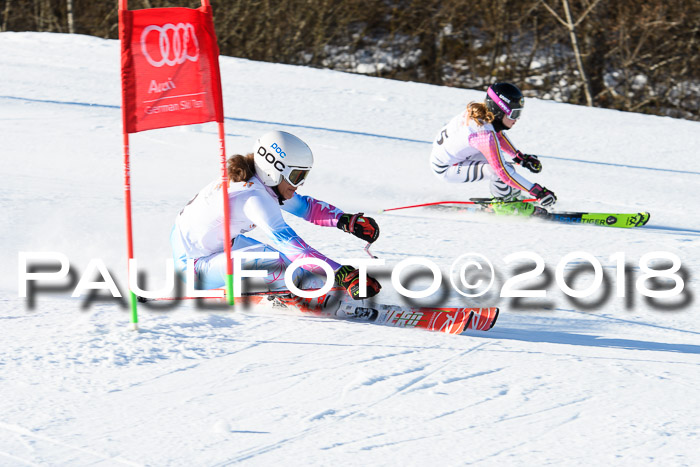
[429,82,557,215]
[170,130,381,299]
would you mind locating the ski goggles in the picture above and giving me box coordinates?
[284,167,310,187]
[487,87,523,120]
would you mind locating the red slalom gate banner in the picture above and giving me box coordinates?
[119,4,223,133]
[119,1,234,330]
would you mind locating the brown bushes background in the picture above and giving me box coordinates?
[3,0,698,120]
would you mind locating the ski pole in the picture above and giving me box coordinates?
[378,199,537,213]
[364,243,378,259]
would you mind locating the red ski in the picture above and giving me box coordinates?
[243,288,499,335]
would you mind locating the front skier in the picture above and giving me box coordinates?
[429,82,557,214]
[171,130,381,299]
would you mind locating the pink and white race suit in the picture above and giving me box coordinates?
[429,109,534,198]
[171,175,343,290]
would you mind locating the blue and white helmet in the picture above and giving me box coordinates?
[253,131,314,187]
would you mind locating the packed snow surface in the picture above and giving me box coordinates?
[1,32,699,465]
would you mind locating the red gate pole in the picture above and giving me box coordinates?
[123,132,140,330]
[201,0,233,305]
[119,0,140,329]
[218,121,234,305]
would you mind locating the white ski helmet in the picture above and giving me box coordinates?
[253,131,314,187]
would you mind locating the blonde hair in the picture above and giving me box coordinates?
[227,153,256,182]
[466,101,495,126]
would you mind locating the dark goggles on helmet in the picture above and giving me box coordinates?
[487,87,523,120]
[285,168,310,187]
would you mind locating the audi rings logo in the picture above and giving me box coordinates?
[141,23,200,68]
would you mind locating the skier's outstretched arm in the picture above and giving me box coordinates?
[283,194,380,243]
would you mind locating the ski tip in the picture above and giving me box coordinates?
[463,307,499,332]
[630,212,651,227]
[488,308,499,330]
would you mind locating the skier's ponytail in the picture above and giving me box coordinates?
[227,153,256,182]
[467,101,495,126]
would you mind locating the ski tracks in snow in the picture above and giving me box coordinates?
[215,341,494,464]
[0,421,141,467]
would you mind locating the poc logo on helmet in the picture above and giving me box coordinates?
[271,142,287,158]
[257,146,286,173]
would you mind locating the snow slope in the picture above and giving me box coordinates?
[1,32,699,466]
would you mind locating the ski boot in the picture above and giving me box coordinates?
[488,193,536,217]
[531,206,550,218]
[337,301,379,320]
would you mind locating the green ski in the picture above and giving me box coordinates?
[461,198,652,228]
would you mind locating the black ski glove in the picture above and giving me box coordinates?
[337,213,379,243]
[335,265,381,299]
[514,151,542,173]
[529,183,557,207]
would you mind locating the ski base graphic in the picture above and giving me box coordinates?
[246,288,499,335]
